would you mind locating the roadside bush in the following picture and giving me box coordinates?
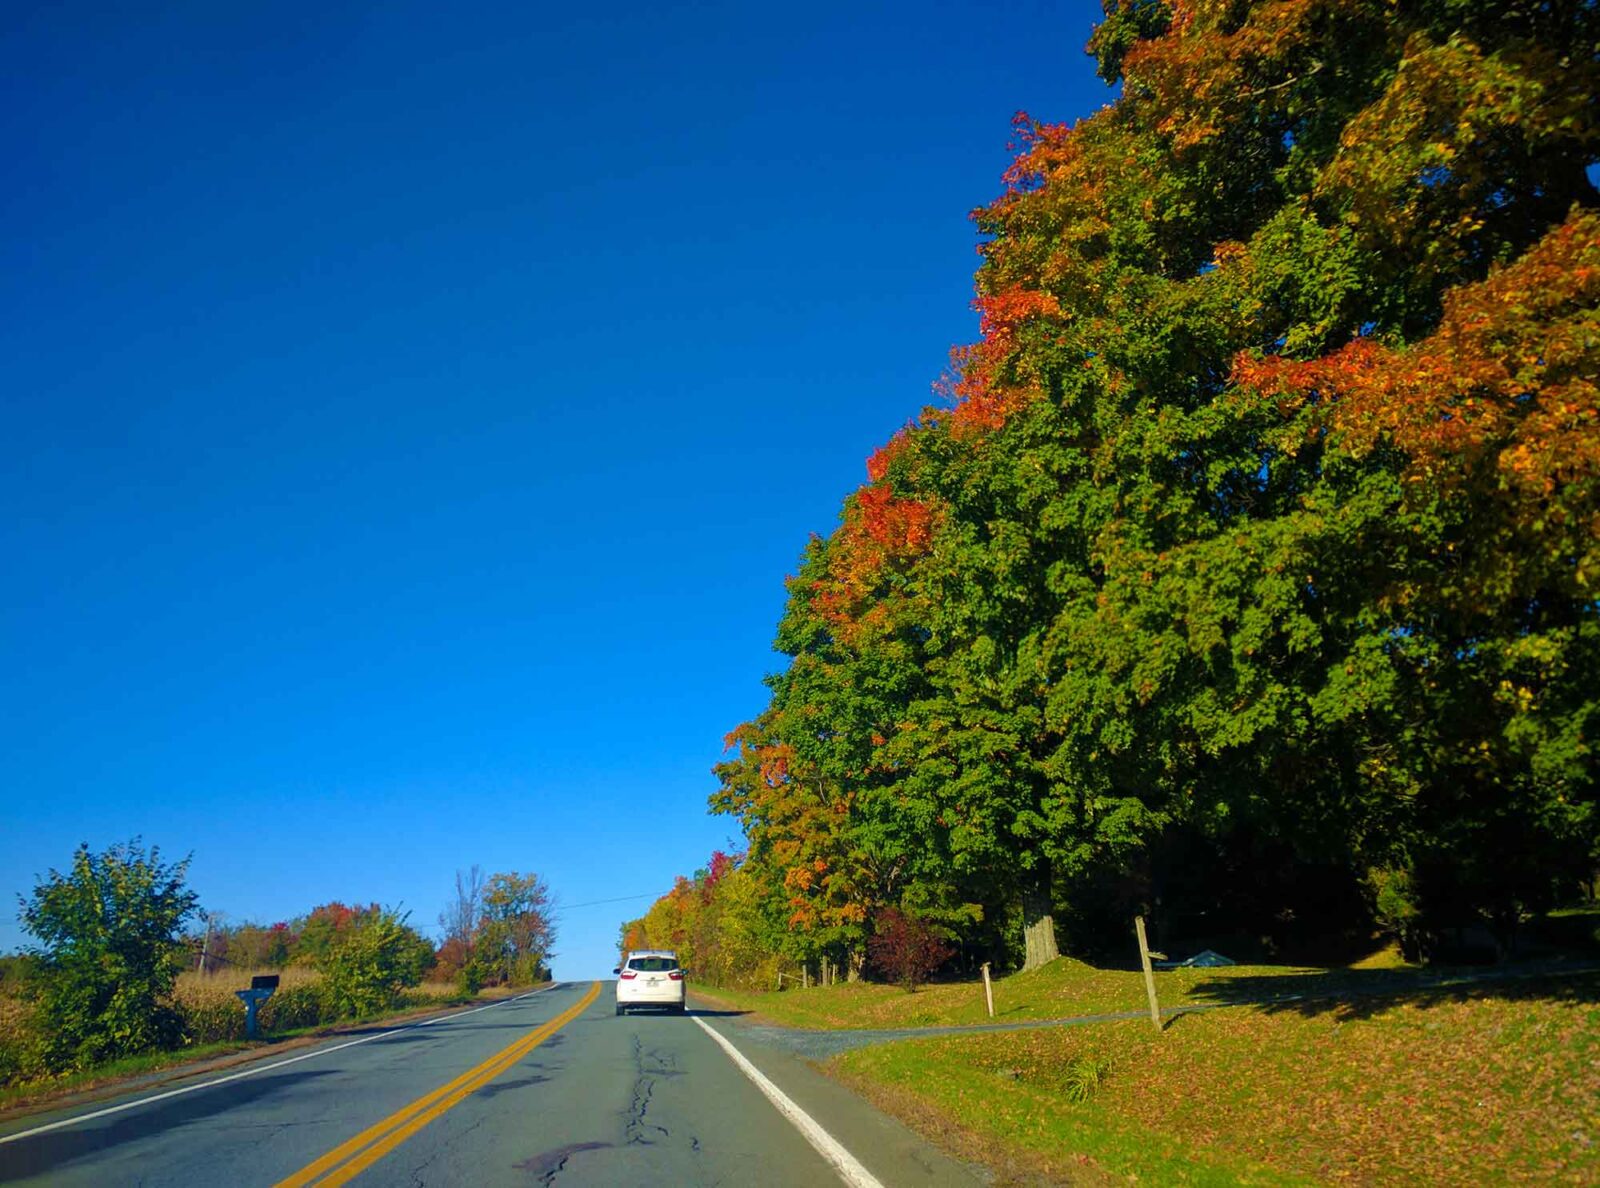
[319,908,431,1017]
[260,979,336,1032]
[0,995,44,1087]
[19,840,199,1071]
[868,909,954,993]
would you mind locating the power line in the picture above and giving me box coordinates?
[556,896,656,909]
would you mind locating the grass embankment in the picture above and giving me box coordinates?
[698,951,1600,1183]
[833,972,1600,1185]
[0,968,508,1112]
[694,950,1492,1031]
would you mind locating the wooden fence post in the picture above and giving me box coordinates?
[981,962,995,1018]
[1134,916,1162,1032]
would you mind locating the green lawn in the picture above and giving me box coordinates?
[831,972,1600,1186]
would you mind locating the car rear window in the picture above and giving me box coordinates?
[626,956,678,972]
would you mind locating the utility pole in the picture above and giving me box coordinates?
[198,912,218,975]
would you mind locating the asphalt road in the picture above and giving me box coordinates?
[0,982,981,1187]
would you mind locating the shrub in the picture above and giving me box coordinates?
[18,840,199,1072]
[0,994,44,1087]
[319,908,431,1017]
[867,908,954,992]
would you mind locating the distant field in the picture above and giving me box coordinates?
[832,971,1600,1186]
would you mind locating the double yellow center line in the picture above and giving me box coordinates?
[276,981,602,1187]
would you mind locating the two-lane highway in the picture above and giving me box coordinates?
[0,982,980,1186]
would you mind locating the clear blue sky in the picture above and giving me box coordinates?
[2,0,1111,979]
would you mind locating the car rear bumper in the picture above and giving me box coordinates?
[617,981,685,1005]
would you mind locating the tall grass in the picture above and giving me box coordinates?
[0,968,469,1089]
[176,967,332,1042]
[174,968,462,1043]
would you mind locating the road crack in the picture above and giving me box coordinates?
[408,1115,485,1186]
[624,1034,674,1146]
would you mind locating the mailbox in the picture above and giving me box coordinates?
[236,976,279,1039]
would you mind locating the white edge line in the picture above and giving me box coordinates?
[0,982,563,1147]
[693,1016,885,1188]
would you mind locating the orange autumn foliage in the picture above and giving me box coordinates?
[1121,0,1377,152]
[948,285,1065,432]
[1235,209,1600,551]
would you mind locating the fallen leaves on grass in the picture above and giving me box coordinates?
[834,974,1600,1186]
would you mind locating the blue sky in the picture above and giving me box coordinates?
[2,0,1112,979]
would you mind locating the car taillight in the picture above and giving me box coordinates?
[619,970,638,979]
[668,971,684,981]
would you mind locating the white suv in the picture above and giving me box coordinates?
[614,950,686,1015]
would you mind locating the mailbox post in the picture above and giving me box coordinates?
[235,974,279,1039]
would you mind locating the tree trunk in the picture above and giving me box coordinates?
[1022,874,1060,971]
[847,948,865,982]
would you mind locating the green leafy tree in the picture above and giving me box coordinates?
[477,872,556,985]
[18,840,199,1071]
[717,0,1598,967]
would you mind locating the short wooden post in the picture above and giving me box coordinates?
[981,962,995,1018]
[1134,916,1162,1032]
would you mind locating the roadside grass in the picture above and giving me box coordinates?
[697,944,1600,1033]
[0,1038,256,1113]
[696,955,1414,1030]
[833,972,1600,1186]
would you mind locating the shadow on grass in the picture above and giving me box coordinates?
[1178,961,1600,1022]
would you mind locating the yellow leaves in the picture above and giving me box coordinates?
[1494,678,1537,713]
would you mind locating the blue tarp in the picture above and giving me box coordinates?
[1152,949,1236,969]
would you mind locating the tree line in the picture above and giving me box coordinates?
[631,0,1599,984]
